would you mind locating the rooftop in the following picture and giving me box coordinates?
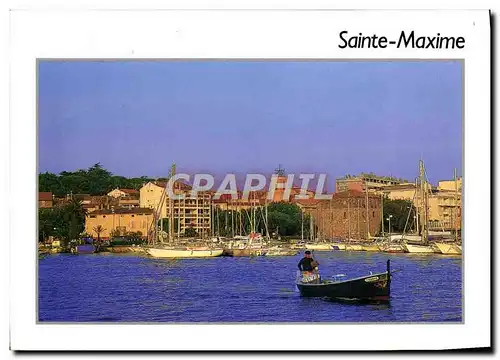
[88,207,154,215]
[39,192,53,201]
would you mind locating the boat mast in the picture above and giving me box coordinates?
[310,211,314,241]
[357,198,360,239]
[231,205,235,238]
[364,180,370,240]
[381,192,384,237]
[301,210,304,241]
[454,168,459,242]
[347,192,351,243]
[169,163,176,243]
[415,177,419,235]
[419,160,428,244]
[265,198,270,239]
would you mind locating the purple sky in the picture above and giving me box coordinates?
[38,60,462,187]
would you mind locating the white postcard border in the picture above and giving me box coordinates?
[9,8,490,350]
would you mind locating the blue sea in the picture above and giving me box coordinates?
[38,252,462,322]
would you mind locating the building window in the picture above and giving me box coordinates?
[372,211,375,218]
[344,212,347,219]
[90,215,96,218]
[103,215,106,218]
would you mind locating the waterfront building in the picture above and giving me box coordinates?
[107,188,140,209]
[211,175,316,211]
[85,207,154,240]
[39,192,53,208]
[336,173,409,193]
[297,190,382,241]
[437,177,463,192]
[139,181,212,238]
[383,183,461,232]
[108,188,140,198]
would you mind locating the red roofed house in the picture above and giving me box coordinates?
[39,192,53,208]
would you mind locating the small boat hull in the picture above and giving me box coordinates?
[404,244,435,253]
[265,250,298,256]
[382,244,405,253]
[146,248,223,258]
[75,244,95,254]
[305,244,332,251]
[432,242,462,255]
[345,244,364,251]
[361,244,380,252]
[297,271,390,302]
[231,249,266,257]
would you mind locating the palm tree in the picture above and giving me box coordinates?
[93,225,106,243]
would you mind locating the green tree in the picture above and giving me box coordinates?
[382,198,418,234]
[38,199,87,246]
[92,225,106,242]
[184,227,198,238]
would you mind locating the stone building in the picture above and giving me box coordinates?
[298,190,382,241]
[336,173,408,193]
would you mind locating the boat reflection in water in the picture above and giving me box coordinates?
[296,260,392,303]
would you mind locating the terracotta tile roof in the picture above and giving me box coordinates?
[295,199,322,206]
[39,192,53,201]
[119,188,139,194]
[152,181,193,190]
[383,184,417,191]
[333,190,379,198]
[88,207,154,215]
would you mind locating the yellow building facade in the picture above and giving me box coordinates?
[438,177,462,192]
[383,183,461,231]
[85,208,154,239]
[139,181,212,237]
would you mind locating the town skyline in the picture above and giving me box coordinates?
[39,60,462,185]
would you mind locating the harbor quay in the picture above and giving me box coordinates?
[39,164,462,257]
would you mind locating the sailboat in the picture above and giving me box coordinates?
[145,164,223,259]
[432,169,462,255]
[402,160,437,254]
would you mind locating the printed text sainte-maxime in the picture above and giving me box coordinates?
[338,30,465,49]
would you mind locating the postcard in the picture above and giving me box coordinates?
[9,5,491,352]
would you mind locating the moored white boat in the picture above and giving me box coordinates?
[381,244,405,253]
[432,242,462,255]
[360,244,380,252]
[146,247,223,258]
[403,244,435,253]
[265,249,298,256]
[305,243,333,251]
[345,244,365,251]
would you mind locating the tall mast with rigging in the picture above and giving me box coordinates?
[454,168,459,242]
[419,160,428,244]
[168,162,176,243]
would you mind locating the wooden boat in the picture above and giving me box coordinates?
[331,243,347,251]
[75,244,96,254]
[432,242,462,255]
[265,249,298,256]
[305,243,333,251]
[381,244,405,253]
[403,243,435,253]
[146,247,223,258]
[360,244,380,252]
[345,244,364,251]
[296,260,392,302]
[231,248,266,257]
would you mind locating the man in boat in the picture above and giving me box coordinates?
[298,251,320,283]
